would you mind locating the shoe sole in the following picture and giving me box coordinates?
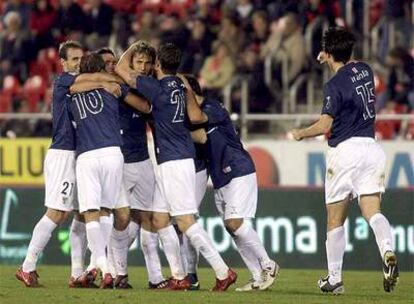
[16,272,38,288]
[383,254,399,292]
[259,263,280,291]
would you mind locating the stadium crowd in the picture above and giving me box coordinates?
[0,0,413,138]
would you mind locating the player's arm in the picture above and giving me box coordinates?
[191,128,207,144]
[124,93,151,114]
[70,81,122,97]
[178,74,208,124]
[115,43,139,88]
[290,114,333,141]
[75,72,122,84]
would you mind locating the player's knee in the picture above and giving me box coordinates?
[175,215,196,233]
[114,211,130,231]
[151,213,170,230]
[224,218,243,234]
[45,208,69,225]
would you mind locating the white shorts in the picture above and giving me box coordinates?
[325,137,386,204]
[115,159,155,210]
[44,149,77,211]
[158,158,197,217]
[76,147,124,213]
[195,169,208,210]
[214,173,258,220]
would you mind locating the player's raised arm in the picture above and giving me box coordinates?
[179,74,208,124]
[124,92,151,114]
[75,72,121,83]
[115,43,140,88]
[191,128,207,144]
[69,81,121,96]
[290,114,333,141]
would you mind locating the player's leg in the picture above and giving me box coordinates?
[218,174,278,291]
[68,211,88,287]
[165,159,236,291]
[318,197,350,295]
[17,149,76,287]
[111,206,132,289]
[359,194,398,292]
[137,209,167,289]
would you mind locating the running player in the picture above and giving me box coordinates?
[182,74,279,291]
[116,42,237,291]
[290,27,399,294]
[16,41,120,287]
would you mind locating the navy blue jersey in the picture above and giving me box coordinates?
[119,87,149,163]
[322,62,376,147]
[69,86,127,155]
[202,98,255,189]
[194,142,208,172]
[50,73,77,150]
[135,75,195,164]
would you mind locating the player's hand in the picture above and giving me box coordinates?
[317,51,328,64]
[177,73,190,89]
[103,82,122,98]
[290,129,303,141]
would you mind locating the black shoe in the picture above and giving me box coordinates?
[114,275,132,289]
[317,275,345,295]
[148,279,169,289]
[187,273,200,291]
[383,251,399,292]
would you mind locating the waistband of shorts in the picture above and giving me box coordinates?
[335,136,376,147]
[78,146,122,159]
[48,148,75,155]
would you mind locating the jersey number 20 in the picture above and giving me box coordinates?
[171,89,185,123]
[356,81,375,120]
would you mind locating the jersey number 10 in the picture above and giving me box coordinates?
[73,90,104,119]
[355,81,375,120]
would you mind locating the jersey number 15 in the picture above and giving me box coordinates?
[355,81,375,120]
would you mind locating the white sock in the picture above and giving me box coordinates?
[369,213,394,258]
[107,239,116,277]
[128,221,140,247]
[22,215,57,272]
[232,222,265,282]
[110,228,130,276]
[185,223,229,280]
[100,216,113,249]
[86,221,108,274]
[69,219,87,278]
[326,226,346,284]
[87,252,97,272]
[158,225,186,280]
[140,228,164,284]
[182,234,199,274]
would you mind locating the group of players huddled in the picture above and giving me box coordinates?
[15,39,278,292]
[16,27,400,295]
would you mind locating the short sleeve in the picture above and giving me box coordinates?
[203,100,227,124]
[56,73,76,88]
[136,76,159,102]
[321,83,341,118]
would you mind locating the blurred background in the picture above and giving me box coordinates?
[0,0,413,270]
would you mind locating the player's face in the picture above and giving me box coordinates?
[62,48,84,74]
[132,53,153,76]
[101,53,117,74]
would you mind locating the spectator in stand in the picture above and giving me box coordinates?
[223,0,254,31]
[233,47,273,131]
[217,15,245,59]
[129,11,159,44]
[245,10,269,54]
[158,14,190,50]
[0,11,32,81]
[191,0,222,26]
[181,17,215,75]
[53,0,86,42]
[200,40,235,101]
[261,12,306,86]
[30,0,57,54]
[0,99,32,138]
[83,0,114,50]
[378,47,414,112]
[2,0,31,28]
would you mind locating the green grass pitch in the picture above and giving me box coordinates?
[1,266,413,304]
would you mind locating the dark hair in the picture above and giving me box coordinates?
[59,40,83,60]
[79,53,105,73]
[132,41,156,64]
[157,43,182,74]
[96,47,115,57]
[322,27,355,63]
[184,75,202,96]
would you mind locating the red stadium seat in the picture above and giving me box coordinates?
[2,75,21,96]
[375,108,399,140]
[0,91,12,112]
[406,110,414,140]
[22,76,47,112]
[30,50,53,83]
[105,0,136,12]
